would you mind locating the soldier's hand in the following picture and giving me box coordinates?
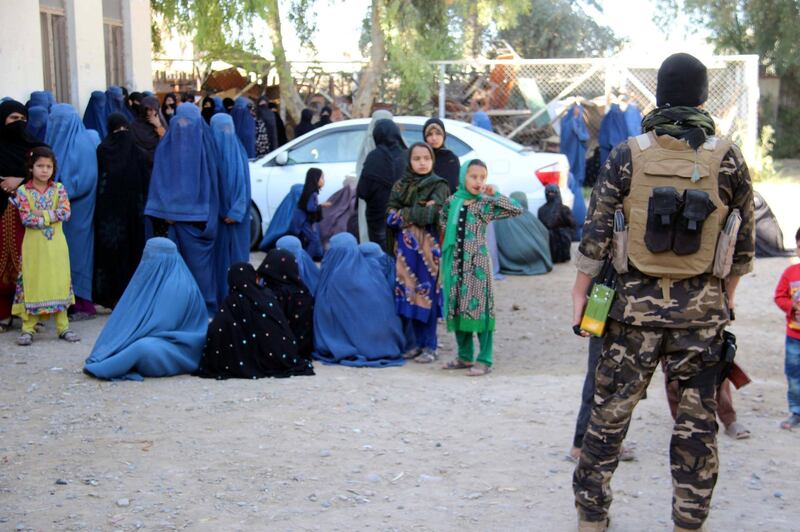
[572,271,592,337]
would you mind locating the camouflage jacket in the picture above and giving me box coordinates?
[575,137,755,329]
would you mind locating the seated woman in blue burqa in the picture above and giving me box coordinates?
[83,238,207,380]
[313,233,405,367]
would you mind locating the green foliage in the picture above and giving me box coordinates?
[497,0,623,58]
[750,125,778,182]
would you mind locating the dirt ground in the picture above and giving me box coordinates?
[1,253,799,532]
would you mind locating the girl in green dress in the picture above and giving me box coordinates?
[440,160,522,375]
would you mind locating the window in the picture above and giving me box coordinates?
[103,0,124,87]
[400,126,472,157]
[287,129,366,164]
[466,125,525,153]
[40,9,69,102]
[104,22,124,87]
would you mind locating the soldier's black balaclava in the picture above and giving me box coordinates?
[656,53,708,108]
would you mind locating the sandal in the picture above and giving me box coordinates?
[442,359,473,370]
[724,422,751,439]
[16,332,33,346]
[402,347,421,360]
[59,330,80,343]
[414,349,438,364]
[466,363,492,376]
[780,414,800,430]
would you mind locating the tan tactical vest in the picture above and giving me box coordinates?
[623,131,731,282]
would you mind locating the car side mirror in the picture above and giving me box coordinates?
[275,151,289,166]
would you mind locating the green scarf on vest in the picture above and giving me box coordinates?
[641,106,716,149]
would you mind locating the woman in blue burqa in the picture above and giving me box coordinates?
[210,113,252,306]
[45,103,100,319]
[560,103,589,239]
[313,232,405,367]
[105,86,133,121]
[144,103,220,317]
[231,97,256,158]
[82,91,108,139]
[83,237,207,380]
[494,192,553,275]
[25,105,48,142]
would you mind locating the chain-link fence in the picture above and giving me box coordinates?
[433,56,759,161]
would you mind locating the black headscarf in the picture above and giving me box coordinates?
[315,105,332,128]
[223,97,235,113]
[257,250,315,361]
[294,108,315,138]
[196,263,314,379]
[106,112,129,136]
[161,92,177,124]
[423,117,460,193]
[93,112,151,309]
[268,102,288,146]
[298,167,322,215]
[0,100,47,215]
[201,96,216,124]
[129,96,161,168]
[128,92,143,116]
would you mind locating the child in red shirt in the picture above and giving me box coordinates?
[774,226,800,429]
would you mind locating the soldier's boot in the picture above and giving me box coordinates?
[578,518,608,531]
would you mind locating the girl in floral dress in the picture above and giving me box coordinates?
[440,160,522,375]
[386,143,450,363]
[11,147,78,345]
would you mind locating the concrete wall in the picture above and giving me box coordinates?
[65,0,106,113]
[0,0,152,113]
[0,0,44,102]
[122,0,153,92]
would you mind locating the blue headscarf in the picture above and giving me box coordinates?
[210,113,252,305]
[212,96,224,113]
[624,102,643,137]
[259,183,303,250]
[276,235,319,296]
[359,241,395,287]
[105,86,132,120]
[313,233,405,367]
[27,90,53,111]
[142,90,155,97]
[598,103,628,167]
[231,97,256,158]
[82,90,108,138]
[84,238,207,380]
[145,103,218,223]
[45,103,99,301]
[25,105,48,142]
[560,104,589,187]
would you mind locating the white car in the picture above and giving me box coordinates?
[247,116,572,247]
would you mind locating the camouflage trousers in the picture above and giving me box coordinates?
[573,319,725,530]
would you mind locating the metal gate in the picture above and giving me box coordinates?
[433,55,759,162]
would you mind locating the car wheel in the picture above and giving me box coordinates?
[249,203,262,250]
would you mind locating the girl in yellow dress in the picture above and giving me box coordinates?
[11,146,78,346]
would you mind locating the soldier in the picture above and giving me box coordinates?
[570,53,755,531]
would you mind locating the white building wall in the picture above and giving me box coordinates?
[0,0,44,102]
[122,0,153,92]
[65,0,107,113]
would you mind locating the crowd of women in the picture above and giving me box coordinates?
[1,87,577,381]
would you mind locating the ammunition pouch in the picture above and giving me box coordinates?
[679,330,737,390]
[645,187,681,253]
[672,189,717,256]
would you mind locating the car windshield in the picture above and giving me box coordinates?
[466,125,526,152]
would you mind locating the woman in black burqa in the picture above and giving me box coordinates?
[355,119,407,251]
[195,262,314,379]
[93,113,151,309]
[537,184,576,263]
[293,108,315,138]
[257,249,315,361]
[129,96,164,168]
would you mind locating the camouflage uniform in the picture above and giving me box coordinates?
[573,139,755,530]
